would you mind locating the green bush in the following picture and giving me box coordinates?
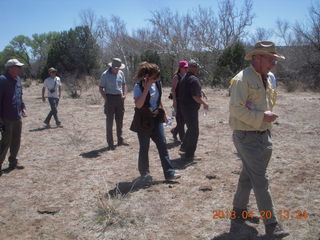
[212,42,248,87]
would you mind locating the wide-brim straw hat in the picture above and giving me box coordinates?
[108,58,125,69]
[245,41,285,61]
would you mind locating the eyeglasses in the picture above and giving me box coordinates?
[260,55,277,65]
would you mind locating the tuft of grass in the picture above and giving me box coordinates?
[95,190,138,232]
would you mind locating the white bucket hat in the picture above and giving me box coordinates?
[108,58,125,69]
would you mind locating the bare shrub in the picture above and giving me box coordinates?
[65,120,88,147]
[95,191,138,232]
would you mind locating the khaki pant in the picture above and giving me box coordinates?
[0,118,22,168]
[232,130,277,225]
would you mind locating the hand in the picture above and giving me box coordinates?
[142,79,154,90]
[42,96,46,102]
[263,110,278,122]
[122,95,126,100]
[22,109,28,118]
[203,103,209,110]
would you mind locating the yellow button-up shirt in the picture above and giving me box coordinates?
[229,65,277,131]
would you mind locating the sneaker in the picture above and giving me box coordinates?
[165,172,181,181]
[182,156,202,162]
[265,222,289,239]
[56,122,63,127]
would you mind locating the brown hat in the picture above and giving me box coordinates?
[245,41,285,61]
[48,67,57,73]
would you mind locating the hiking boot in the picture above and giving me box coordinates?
[233,208,260,224]
[165,172,181,181]
[265,222,289,239]
[139,174,153,184]
[117,139,128,146]
[43,121,50,127]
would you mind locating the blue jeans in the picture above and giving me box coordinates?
[180,106,199,158]
[45,97,60,124]
[137,122,175,178]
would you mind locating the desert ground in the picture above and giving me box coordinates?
[0,82,319,240]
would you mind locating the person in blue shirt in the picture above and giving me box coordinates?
[99,58,127,150]
[132,62,180,181]
[0,59,28,175]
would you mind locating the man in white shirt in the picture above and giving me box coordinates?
[42,67,62,127]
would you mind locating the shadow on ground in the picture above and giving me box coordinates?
[29,126,58,132]
[80,147,109,158]
[211,224,265,240]
[107,176,180,198]
[170,157,197,170]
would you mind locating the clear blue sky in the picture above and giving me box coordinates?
[0,0,314,51]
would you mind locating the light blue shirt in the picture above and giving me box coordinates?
[99,68,126,95]
[133,82,159,111]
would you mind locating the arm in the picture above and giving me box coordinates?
[58,85,62,99]
[21,86,27,117]
[122,83,127,99]
[192,96,208,110]
[171,75,179,110]
[134,80,153,109]
[190,77,209,110]
[99,87,107,101]
[42,87,46,102]
[122,72,127,99]
[159,100,168,122]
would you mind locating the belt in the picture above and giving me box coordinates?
[247,130,268,134]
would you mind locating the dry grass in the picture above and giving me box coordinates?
[0,82,319,240]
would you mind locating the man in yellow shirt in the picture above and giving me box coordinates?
[229,41,289,239]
